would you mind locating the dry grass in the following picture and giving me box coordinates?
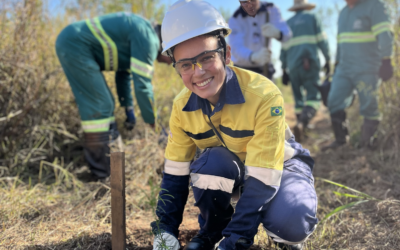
[1,1,400,250]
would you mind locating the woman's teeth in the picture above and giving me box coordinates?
[196,78,212,87]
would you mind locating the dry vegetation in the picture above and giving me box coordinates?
[0,0,399,249]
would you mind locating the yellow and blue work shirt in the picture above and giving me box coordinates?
[336,0,393,74]
[164,66,300,187]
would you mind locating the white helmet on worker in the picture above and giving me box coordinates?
[161,0,231,58]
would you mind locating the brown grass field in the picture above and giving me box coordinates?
[1,1,399,249]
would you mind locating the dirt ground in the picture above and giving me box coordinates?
[20,103,400,250]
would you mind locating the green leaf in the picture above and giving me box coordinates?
[333,191,364,199]
[321,200,369,222]
[316,177,378,200]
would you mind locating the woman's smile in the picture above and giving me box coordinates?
[194,77,213,88]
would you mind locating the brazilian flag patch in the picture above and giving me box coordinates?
[271,106,283,116]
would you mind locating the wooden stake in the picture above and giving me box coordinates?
[111,152,126,250]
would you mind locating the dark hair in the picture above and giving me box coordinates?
[168,29,228,65]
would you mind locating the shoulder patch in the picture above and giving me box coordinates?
[271,106,283,116]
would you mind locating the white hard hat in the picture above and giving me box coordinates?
[161,0,231,56]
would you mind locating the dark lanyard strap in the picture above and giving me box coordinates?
[207,114,245,180]
[207,115,227,148]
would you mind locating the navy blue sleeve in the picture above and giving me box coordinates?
[151,173,190,238]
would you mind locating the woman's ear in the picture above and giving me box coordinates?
[225,45,232,65]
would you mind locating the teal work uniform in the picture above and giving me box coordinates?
[56,12,159,132]
[280,10,330,114]
[328,0,393,119]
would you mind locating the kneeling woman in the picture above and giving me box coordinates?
[151,1,318,250]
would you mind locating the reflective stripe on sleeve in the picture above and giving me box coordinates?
[86,17,118,71]
[245,165,282,186]
[372,22,392,36]
[164,159,190,176]
[131,57,154,79]
[338,32,376,43]
[282,35,318,50]
[81,117,115,133]
[190,173,234,193]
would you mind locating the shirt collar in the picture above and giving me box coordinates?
[182,67,245,116]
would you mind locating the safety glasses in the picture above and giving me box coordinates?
[173,47,223,75]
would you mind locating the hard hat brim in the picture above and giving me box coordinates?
[161,26,231,56]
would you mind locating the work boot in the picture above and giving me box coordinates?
[293,106,316,142]
[321,110,348,151]
[274,242,303,250]
[300,106,317,128]
[184,233,221,250]
[83,122,120,180]
[359,118,379,149]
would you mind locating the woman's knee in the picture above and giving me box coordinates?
[190,147,241,179]
[189,147,242,197]
[263,167,318,243]
[264,208,318,243]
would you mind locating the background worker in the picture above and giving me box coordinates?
[55,12,171,180]
[323,0,393,151]
[280,0,330,142]
[229,0,292,79]
[151,1,317,250]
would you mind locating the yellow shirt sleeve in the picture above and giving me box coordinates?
[245,93,285,171]
[164,102,197,162]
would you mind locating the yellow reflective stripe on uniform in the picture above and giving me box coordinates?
[372,22,392,36]
[305,100,320,110]
[338,32,376,43]
[81,117,115,132]
[131,57,154,79]
[245,165,282,186]
[316,32,327,42]
[295,107,302,114]
[364,114,382,121]
[282,35,318,50]
[86,17,118,71]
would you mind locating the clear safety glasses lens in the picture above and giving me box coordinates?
[174,48,222,75]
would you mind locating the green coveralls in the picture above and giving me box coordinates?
[328,0,393,120]
[280,10,330,115]
[56,12,159,132]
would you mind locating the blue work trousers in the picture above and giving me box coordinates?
[289,66,321,114]
[190,147,318,248]
[328,70,381,120]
